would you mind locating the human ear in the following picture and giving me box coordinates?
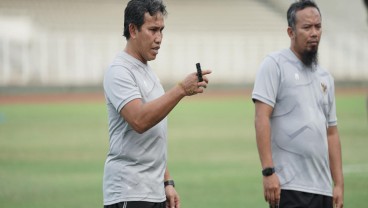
[129,24,138,39]
[287,27,295,39]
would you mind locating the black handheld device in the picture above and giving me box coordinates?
[196,63,203,82]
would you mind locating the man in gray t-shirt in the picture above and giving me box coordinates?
[252,1,343,208]
[103,1,211,207]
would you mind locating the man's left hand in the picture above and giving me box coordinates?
[165,185,180,208]
[333,185,344,208]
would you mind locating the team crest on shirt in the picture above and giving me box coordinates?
[321,82,327,94]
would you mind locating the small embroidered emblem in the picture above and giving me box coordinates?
[321,82,327,93]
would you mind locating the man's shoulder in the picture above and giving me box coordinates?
[260,49,294,69]
[267,48,294,62]
[106,52,143,76]
[110,51,135,68]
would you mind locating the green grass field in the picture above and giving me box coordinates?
[0,91,367,207]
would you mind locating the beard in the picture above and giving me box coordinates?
[301,48,318,68]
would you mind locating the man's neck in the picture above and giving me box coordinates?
[124,43,147,64]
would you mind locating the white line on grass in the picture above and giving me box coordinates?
[343,164,368,174]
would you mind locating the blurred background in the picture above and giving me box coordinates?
[0,0,368,208]
[0,0,367,89]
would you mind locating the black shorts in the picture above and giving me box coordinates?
[104,201,166,208]
[278,190,333,208]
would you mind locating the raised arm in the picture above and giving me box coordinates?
[121,70,211,133]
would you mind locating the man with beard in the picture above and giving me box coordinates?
[251,1,344,208]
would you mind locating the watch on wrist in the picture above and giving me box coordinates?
[262,167,275,177]
[164,180,175,187]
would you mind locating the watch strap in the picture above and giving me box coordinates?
[262,167,275,176]
[164,180,175,187]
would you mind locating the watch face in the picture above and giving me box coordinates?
[262,167,275,176]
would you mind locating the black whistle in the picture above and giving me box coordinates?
[196,63,203,82]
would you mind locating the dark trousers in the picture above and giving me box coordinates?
[278,190,333,208]
[104,201,166,208]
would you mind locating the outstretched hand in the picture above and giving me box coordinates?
[179,69,212,96]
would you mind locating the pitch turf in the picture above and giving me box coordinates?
[0,91,367,207]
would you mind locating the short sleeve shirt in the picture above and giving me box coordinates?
[103,51,167,205]
[252,48,337,196]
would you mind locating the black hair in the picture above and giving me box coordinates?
[123,0,167,40]
[365,0,368,24]
[287,0,321,30]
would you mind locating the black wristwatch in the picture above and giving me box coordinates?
[262,167,275,177]
[164,180,175,187]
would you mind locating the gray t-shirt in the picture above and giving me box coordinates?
[103,51,167,205]
[252,48,337,196]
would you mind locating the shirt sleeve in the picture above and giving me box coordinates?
[103,65,142,113]
[252,56,280,108]
[327,76,338,126]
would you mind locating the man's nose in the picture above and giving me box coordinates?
[155,32,162,43]
[311,27,320,37]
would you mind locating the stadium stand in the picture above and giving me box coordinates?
[0,0,367,87]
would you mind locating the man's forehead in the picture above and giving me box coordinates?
[142,12,164,27]
[296,7,321,24]
[144,12,164,22]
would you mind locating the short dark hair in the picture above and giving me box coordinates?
[123,0,167,40]
[287,0,321,30]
